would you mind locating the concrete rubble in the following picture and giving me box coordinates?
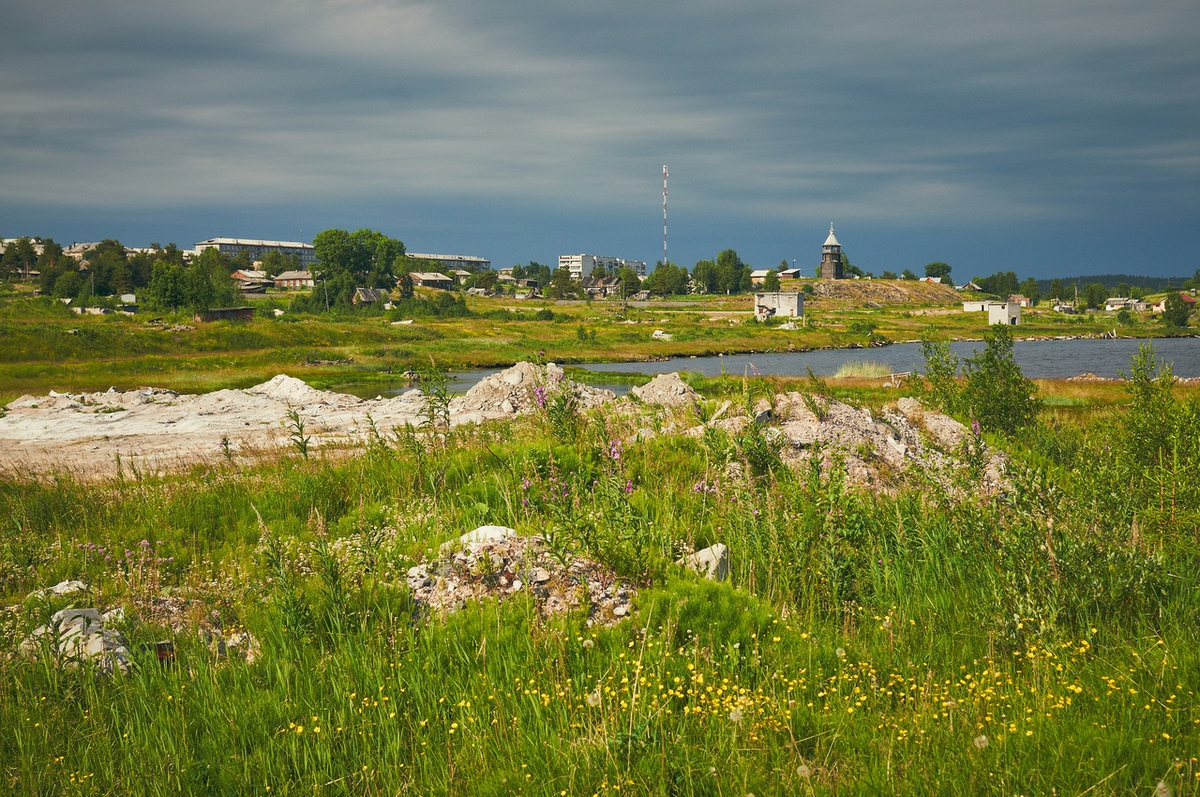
[678,543,729,581]
[406,526,634,626]
[20,607,133,675]
[631,372,699,407]
[0,362,614,476]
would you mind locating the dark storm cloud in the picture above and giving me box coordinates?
[1,0,1197,273]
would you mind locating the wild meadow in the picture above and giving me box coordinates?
[2,344,1198,795]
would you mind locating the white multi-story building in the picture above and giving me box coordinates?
[194,238,316,267]
[405,253,491,271]
[558,254,647,280]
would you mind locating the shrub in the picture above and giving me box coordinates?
[918,329,961,415]
[960,324,1040,435]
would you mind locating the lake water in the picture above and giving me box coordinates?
[579,336,1200,380]
[331,336,1200,399]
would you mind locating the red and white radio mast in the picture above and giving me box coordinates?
[662,165,669,266]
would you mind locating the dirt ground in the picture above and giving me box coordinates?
[0,363,612,479]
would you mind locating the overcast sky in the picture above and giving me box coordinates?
[2,0,1198,279]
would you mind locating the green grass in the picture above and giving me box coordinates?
[1,315,1198,794]
[832,360,893,378]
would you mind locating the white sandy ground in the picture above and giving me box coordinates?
[0,363,614,479]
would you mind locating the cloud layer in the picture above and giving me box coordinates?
[2,0,1197,276]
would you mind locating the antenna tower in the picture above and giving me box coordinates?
[662,165,669,266]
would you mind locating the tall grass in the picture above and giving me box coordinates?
[1,367,1198,795]
[832,360,893,378]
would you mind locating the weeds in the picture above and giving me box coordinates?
[284,406,311,459]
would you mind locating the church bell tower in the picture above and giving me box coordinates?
[819,223,843,279]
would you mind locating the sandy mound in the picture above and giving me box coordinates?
[632,372,699,406]
[246,374,355,406]
[450,362,615,419]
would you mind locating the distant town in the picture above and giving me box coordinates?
[1,229,1196,328]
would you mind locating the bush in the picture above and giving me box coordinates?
[960,324,1040,435]
[918,329,961,415]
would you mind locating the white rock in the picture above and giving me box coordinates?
[678,543,730,581]
[440,525,516,554]
[29,579,90,599]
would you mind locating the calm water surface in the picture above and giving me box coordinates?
[332,336,1200,398]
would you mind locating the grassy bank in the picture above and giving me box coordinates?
[2,351,1198,795]
[1,290,1190,405]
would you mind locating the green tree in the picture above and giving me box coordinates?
[616,265,642,297]
[961,324,1040,435]
[715,249,750,294]
[1083,282,1107,309]
[924,262,952,281]
[1019,277,1040,306]
[762,270,781,292]
[547,267,579,300]
[467,271,497,291]
[146,262,187,312]
[691,260,718,294]
[1162,292,1191,328]
[398,273,414,300]
[643,262,690,296]
[1048,278,1066,303]
[52,270,83,299]
[37,238,64,270]
[918,327,961,415]
[313,228,404,287]
[258,250,299,277]
[901,269,917,280]
[880,270,897,280]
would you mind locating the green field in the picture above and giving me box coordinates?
[0,285,1187,406]
[2,337,1198,795]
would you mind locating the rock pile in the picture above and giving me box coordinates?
[631,372,699,407]
[20,607,132,675]
[449,362,616,420]
[406,526,634,625]
[768,392,1005,491]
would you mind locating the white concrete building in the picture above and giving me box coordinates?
[754,292,804,322]
[195,238,316,267]
[558,254,647,280]
[405,253,491,271]
[988,301,1020,326]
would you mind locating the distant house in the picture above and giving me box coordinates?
[274,270,314,289]
[582,276,622,299]
[779,268,801,280]
[1054,303,1077,314]
[196,307,254,323]
[922,276,943,284]
[1106,297,1148,312]
[749,269,773,286]
[230,269,267,283]
[1152,293,1197,313]
[353,287,387,305]
[754,291,804,322]
[988,301,1020,326]
[962,301,989,313]
[466,287,493,297]
[1007,294,1031,307]
[409,272,453,289]
[958,280,983,292]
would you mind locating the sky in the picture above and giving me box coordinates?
[2,0,1198,280]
